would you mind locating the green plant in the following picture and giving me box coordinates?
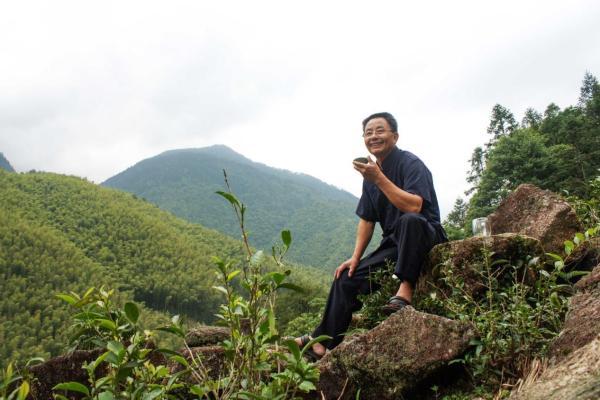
[188,171,326,399]
[418,238,579,392]
[283,298,325,338]
[53,288,189,400]
[564,174,600,229]
[0,363,30,400]
[356,261,398,329]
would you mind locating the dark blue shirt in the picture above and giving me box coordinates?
[356,147,443,237]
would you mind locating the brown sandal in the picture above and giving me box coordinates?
[299,335,323,362]
[381,296,410,315]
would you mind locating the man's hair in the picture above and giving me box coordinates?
[362,112,398,133]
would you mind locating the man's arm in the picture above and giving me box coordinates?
[334,218,375,279]
[353,159,423,214]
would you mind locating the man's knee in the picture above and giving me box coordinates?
[333,271,361,294]
[396,212,426,229]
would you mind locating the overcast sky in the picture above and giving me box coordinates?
[1,0,599,218]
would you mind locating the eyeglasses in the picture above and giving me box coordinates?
[362,128,393,138]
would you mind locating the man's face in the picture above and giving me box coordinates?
[363,117,399,159]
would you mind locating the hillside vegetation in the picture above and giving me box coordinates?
[103,145,370,269]
[444,72,600,238]
[0,170,328,366]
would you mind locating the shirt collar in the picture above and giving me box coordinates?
[380,146,401,171]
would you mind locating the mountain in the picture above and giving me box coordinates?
[0,152,15,172]
[0,170,328,366]
[103,145,372,268]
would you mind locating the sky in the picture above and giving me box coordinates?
[1,1,599,218]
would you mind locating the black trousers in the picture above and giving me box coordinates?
[312,213,446,349]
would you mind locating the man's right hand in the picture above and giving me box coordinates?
[335,257,359,279]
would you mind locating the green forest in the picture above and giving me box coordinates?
[0,171,328,366]
[444,72,600,238]
[102,145,379,269]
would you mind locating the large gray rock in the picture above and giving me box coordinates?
[416,234,544,302]
[487,184,582,253]
[549,264,600,361]
[510,334,600,400]
[316,307,474,399]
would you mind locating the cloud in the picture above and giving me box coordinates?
[1,0,599,217]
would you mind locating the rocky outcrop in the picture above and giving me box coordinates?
[28,349,104,400]
[185,326,230,347]
[487,184,582,253]
[170,345,227,383]
[509,334,600,400]
[316,307,474,400]
[549,264,600,361]
[416,233,544,301]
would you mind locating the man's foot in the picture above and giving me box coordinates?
[296,335,326,362]
[381,295,410,315]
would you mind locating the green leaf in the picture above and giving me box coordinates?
[283,339,301,360]
[55,293,78,305]
[107,340,124,355]
[124,302,139,324]
[142,388,163,400]
[227,270,241,282]
[190,385,207,397]
[545,252,563,261]
[170,355,189,368]
[53,382,90,396]
[90,351,110,373]
[17,381,29,400]
[215,191,240,208]
[278,283,304,292]
[98,391,116,400]
[550,291,562,307]
[299,380,316,392]
[156,326,185,338]
[213,285,228,295]
[564,240,574,255]
[281,230,292,248]
[98,319,117,331]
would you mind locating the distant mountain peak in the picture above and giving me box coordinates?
[103,145,361,267]
[158,145,252,164]
[0,152,15,172]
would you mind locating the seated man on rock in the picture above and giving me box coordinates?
[296,112,447,360]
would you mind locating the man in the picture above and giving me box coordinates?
[297,112,447,360]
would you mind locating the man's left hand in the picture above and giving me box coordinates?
[353,156,382,183]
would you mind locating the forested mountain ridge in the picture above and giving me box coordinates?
[0,170,328,366]
[444,72,600,238]
[103,145,364,268]
[0,152,15,172]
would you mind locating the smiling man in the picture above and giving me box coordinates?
[296,112,447,360]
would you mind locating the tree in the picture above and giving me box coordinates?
[443,198,468,240]
[578,71,600,107]
[487,104,518,143]
[521,108,542,130]
[466,146,485,195]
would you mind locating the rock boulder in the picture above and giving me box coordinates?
[316,307,474,399]
[487,184,582,253]
[416,234,544,302]
[549,264,600,361]
[185,326,230,347]
[509,334,600,400]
